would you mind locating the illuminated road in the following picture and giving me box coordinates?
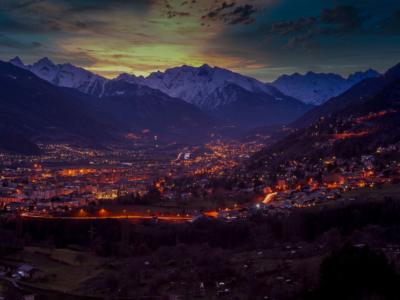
[21,213,193,222]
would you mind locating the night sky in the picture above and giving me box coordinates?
[1,0,400,81]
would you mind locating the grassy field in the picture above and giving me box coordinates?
[1,246,109,293]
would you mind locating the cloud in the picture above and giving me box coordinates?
[6,0,156,14]
[1,0,399,83]
[163,0,191,19]
[268,5,369,49]
[203,2,235,19]
[270,17,319,49]
[320,5,365,32]
[201,2,258,26]
[270,17,317,35]
[377,11,400,35]
[0,34,41,49]
[227,4,257,25]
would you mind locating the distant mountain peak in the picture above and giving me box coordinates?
[9,56,25,68]
[10,57,108,96]
[113,64,309,127]
[199,63,212,69]
[384,63,400,78]
[35,56,55,67]
[115,72,142,80]
[6,57,311,129]
[272,69,380,105]
[116,64,288,110]
[347,69,380,82]
[305,71,318,76]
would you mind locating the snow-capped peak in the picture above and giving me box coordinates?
[347,69,380,83]
[272,70,381,105]
[10,57,107,96]
[9,56,26,69]
[115,73,146,85]
[30,57,58,83]
[115,64,281,109]
[35,57,55,67]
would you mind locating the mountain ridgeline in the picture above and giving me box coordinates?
[272,70,380,105]
[249,64,400,172]
[116,64,311,128]
[10,57,311,129]
[293,63,400,128]
[2,56,399,155]
[0,61,218,153]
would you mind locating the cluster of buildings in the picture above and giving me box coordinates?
[0,140,265,216]
[171,140,264,177]
[0,165,146,213]
[154,139,400,222]
[0,142,174,213]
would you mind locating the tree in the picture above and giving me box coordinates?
[309,245,400,300]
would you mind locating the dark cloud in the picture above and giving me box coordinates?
[1,0,400,82]
[227,4,257,25]
[269,5,369,49]
[377,11,400,35]
[0,15,33,32]
[0,34,41,49]
[60,0,156,14]
[166,10,190,18]
[0,3,114,36]
[270,17,319,49]
[0,0,156,19]
[202,2,257,26]
[0,0,41,11]
[163,0,191,19]
[320,5,365,32]
[31,41,42,47]
[203,2,235,19]
[270,17,317,35]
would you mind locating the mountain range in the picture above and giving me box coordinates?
[272,70,380,105]
[294,63,400,128]
[0,61,219,153]
[10,56,107,96]
[0,61,118,154]
[3,56,398,154]
[9,57,381,110]
[10,57,312,129]
[250,63,400,171]
[117,64,289,108]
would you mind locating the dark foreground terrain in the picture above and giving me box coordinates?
[1,185,400,300]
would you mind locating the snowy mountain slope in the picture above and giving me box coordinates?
[9,56,107,96]
[9,56,27,70]
[1,60,221,148]
[293,63,400,128]
[115,64,312,127]
[9,57,311,128]
[272,70,380,105]
[115,64,292,110]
